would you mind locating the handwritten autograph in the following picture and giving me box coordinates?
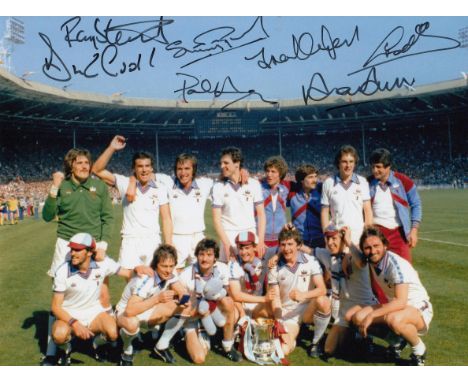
[38,18,461,108]
[301,67,415,104]
[349,21,460,76]
[245,25,359,69]
[174,72,278,110]
[166,16,269,68]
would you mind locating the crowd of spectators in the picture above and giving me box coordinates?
[1,125,465,200]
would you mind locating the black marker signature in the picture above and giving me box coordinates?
[61,16,173,49]
[349,21,460,76]
[245,25,359,69]
[174,72,278,110]
[40,31,157,81]
[301,67,415,104]
[166,16,269,68]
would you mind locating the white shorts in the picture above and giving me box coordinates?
[48,237,71,277]
[64,304,107,327]
[281,302,308,325]
[172,232,205,269]
[243,302,261,317]
[219,229,257,263]
[119,236,161,269]
[412,300,433,335]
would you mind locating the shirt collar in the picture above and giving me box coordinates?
[334,173,359,186]
[386,171,396,185]
[374,252,389,275]
[69,176,92,190]
[278,252,307,268]
[174,178,199,190]
[68,259,99,279]
[154,272,168,289]
[137,179,157,193]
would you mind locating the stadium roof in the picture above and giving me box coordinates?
[0,67,467,137]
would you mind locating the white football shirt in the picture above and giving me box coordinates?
[211,178,263,232]
[114,174,169,238]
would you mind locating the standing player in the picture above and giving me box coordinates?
[49,233,151,366]
[289,164,324,249]
[42,148,114,364]
[92,135,172,275]
[153,154,214,270]
[115,244,189,365]
[347,227,433,366]
[368,148,422,262]
[228,231,273,320]
[212,147,266,262]
[321,145,373,245]
[260,156,291,258]
[268,229,330,357]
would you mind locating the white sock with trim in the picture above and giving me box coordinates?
[313,311,331,345]
[120,327,139,356]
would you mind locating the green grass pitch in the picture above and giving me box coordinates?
[0,189,467,366]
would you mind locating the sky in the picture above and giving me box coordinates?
[0,15,467,106]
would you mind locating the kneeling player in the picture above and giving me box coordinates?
[49,233,151,366]
[228,231,273,320]
[312,225,378,358]
[268,229,330,356]
[176,239,242,364]
[115,244,189,365]
[347,227,433,366]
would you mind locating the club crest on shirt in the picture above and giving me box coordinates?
[70,283,77,288]
[93,273,102,280]
[244,190,252,201]
[194,190,202,202]
[151,194,159,205]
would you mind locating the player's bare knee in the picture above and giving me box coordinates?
[386,314,403,334]
[52,324,70,345]
[316,295,331,313]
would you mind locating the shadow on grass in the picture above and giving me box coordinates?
[22,310,49,354]
[297,325,397,365]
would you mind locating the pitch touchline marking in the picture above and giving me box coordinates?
[419,237,468,248]
[419,228,468,234]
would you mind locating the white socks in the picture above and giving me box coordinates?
[412,339,426,356]
[313,311,331,345]
[156,316,186,350]
[222,339,234,352]
[120,327,140,356]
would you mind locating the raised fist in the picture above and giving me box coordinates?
[52,171,65,187]
[110,135,127,151]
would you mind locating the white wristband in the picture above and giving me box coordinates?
[50,185,59,198]
[96,241,108,251]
